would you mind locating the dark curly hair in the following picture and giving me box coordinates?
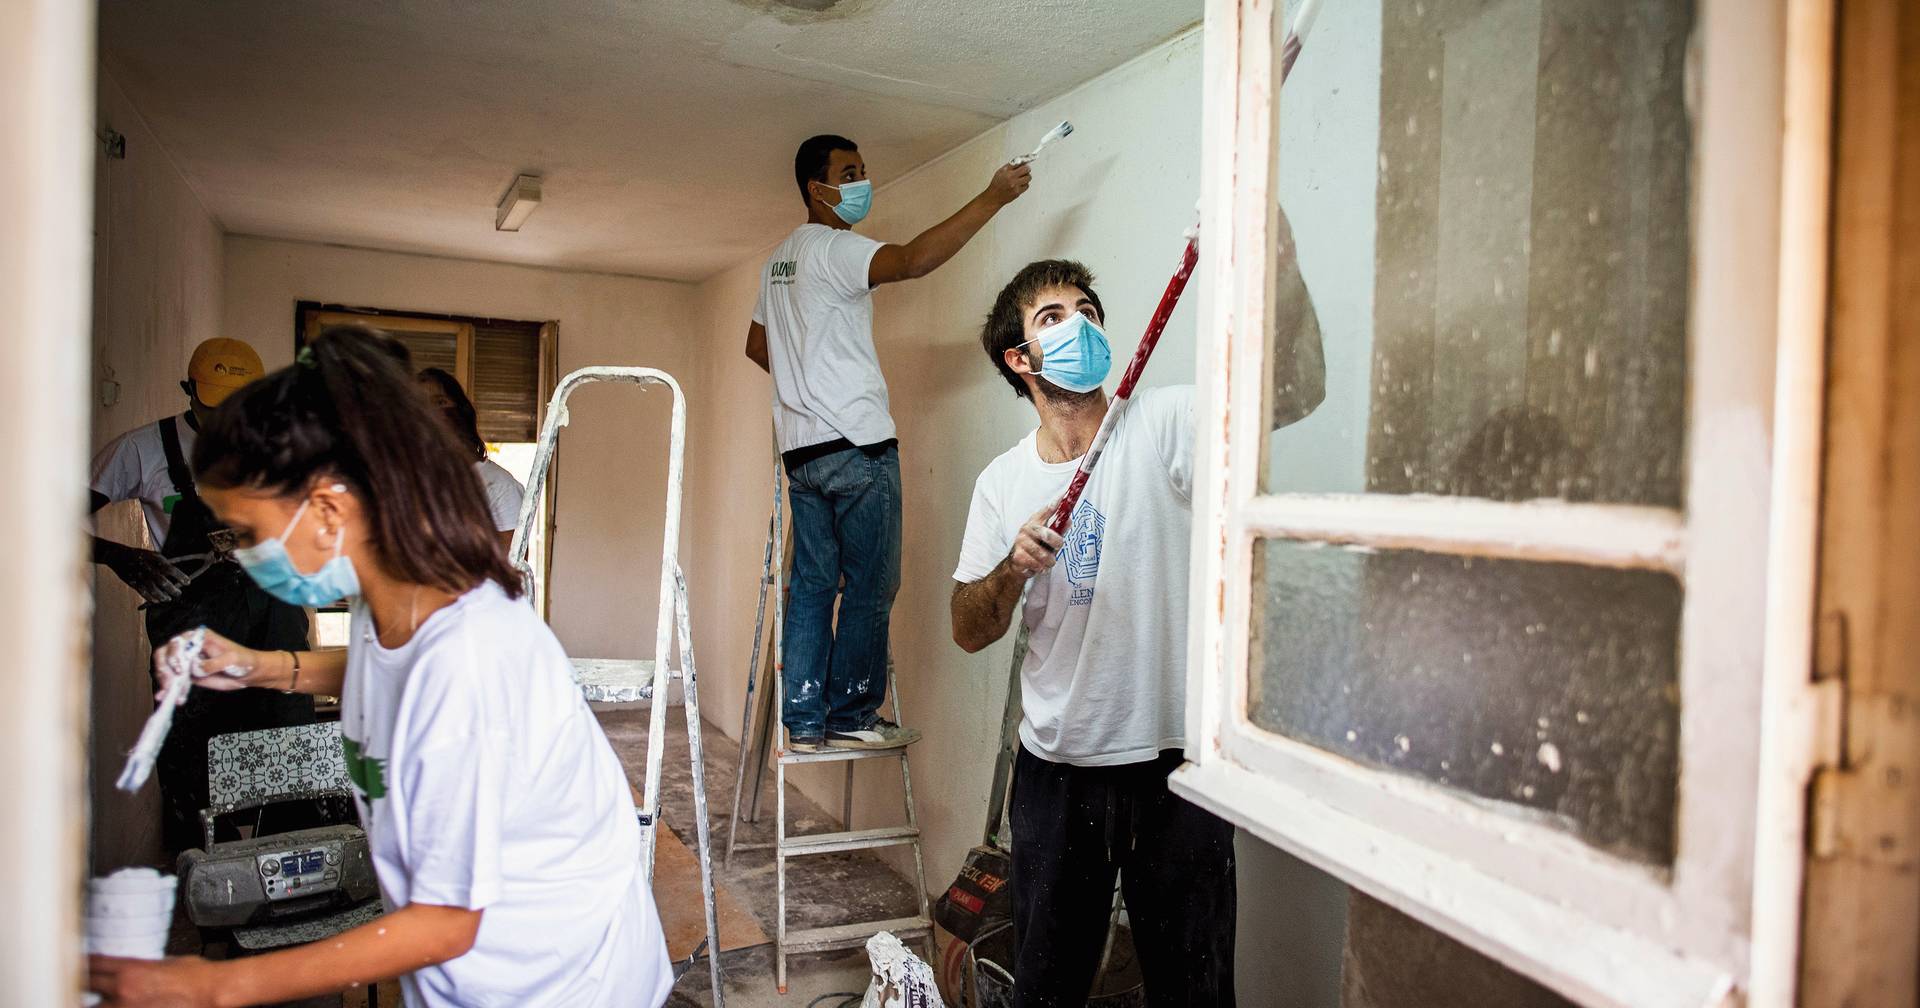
[193,324,521,598]
[980,259,1105,399]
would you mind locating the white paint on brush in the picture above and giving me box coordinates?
[1011,120,1074,165]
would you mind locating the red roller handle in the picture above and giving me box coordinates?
[1046,235,1200,536]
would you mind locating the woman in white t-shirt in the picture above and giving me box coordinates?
[417,366,527,551]
[90,325,672,1008]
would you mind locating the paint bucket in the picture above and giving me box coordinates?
[967,921,1145,1008]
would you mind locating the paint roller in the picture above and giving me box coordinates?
[1041,0,1322,537]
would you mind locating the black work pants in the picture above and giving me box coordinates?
[1010,745,1236,1007]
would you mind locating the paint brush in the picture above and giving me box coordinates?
[116,627,204,792]
[1011,120,1074,166]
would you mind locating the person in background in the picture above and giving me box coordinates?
[90,326,672,1008]
[417,367,526,552]
[744,132,1031,753]
[89,336,314,857]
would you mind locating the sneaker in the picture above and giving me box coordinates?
[827,718,922,750]
[787,733,827,754]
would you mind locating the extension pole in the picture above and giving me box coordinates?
[1042,0,1321,533]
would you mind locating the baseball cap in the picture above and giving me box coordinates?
[187,338,265,407]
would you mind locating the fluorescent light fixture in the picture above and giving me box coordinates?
[496,174,542,232]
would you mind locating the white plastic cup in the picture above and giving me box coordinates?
[87,867,175,895]
[85,929,169,959]
[85,888,174,919]
[85,913,172,938]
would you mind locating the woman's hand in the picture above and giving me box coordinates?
[152,629,270,704]
[89,955,222,1008]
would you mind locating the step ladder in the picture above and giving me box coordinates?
[724,453,934,994]
[509,366,725,1007]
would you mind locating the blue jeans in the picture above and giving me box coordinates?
[782,444,902,737]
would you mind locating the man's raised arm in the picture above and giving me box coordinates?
[869,163,1031,286]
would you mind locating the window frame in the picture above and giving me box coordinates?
[1173,0,1837,1003]
[294,303,562,617]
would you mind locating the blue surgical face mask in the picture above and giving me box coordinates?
[1022,313,1112,394]
[825,179,873,224]
[233,492,362,607]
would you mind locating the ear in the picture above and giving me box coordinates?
[306,481,359,542]
[1003,344,1039,379]
[808,179,836,206]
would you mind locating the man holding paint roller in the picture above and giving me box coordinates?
[89,337,316,856]
[745,134,1032,753]
[950,224,1322,1003]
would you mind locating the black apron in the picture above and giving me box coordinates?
[146,415,317,856]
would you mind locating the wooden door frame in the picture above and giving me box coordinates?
[1799,1,1920,1003]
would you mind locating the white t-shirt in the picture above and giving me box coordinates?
[474,459,525,533]
[89,413,196,546]
[341,580,672,1008]
[953,386,1196,767]
[752,223,893,453]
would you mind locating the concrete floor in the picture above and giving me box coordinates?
[596,706,930,1007]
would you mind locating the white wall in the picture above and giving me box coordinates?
[88,66,230,871]
[222,238,702,663]
[686,30,1347,1002]
[4,1,95,1000]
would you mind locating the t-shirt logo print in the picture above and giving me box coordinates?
[1061,500,1105,606]
[341,735,388,801]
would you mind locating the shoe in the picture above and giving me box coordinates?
[827,718,922,750]
[787,733,827,754]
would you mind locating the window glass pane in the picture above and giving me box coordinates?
[1264,0,1692,506]
[1249,539,1681,864]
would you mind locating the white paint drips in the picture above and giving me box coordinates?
[1537,742,1563,773]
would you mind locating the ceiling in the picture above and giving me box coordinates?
[99,0,1200,282]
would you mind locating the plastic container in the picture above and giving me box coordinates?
[85,888,175,919]
[87,868,176,895]
[85,914,173,938]
[969,921,1144,1008]
[85,930,168,959]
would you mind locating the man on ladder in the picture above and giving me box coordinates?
[950,246,1323,1004]
[744,133,1033,752]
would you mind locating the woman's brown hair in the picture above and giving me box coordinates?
[193,324,522,598]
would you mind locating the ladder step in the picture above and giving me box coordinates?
[779,745,915,765]
[781,825,919,857]
[784,916,932,955]
[570,658,682,705]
